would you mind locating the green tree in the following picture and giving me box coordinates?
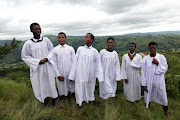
[0,38,21,59]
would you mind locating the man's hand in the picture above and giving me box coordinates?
[39,58,48,65]
[125,79,128,84]
[152,58,159,66]
[58,76,65,81]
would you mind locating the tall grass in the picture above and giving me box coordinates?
[0,79,179,120]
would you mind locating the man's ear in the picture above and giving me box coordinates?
[91,39,93,42]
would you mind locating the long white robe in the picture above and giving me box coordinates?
[141,53,168,108]
[21,37,58,103]
[121,53,142,102]
[99,49,121,99]
[68,45,103,106]
[48,44,75,96]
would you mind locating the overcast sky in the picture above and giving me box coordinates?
[1,0,180,40]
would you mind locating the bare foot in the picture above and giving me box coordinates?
[164,111,170,118]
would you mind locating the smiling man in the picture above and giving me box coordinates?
[21,23,58,107]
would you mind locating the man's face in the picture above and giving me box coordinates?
[107,39,114,49]
[58,34,66,45]
[129,44,136,52]
[31,25,41,37]
[84,34,93,44]
[148,45,157,54]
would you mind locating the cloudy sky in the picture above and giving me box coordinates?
[1,0,180,40]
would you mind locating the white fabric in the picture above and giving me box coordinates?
[141,53,168,108]
[21,37,58,103]
[68,45,103,106]
[48,44,75,96]
[99,49,121,99]
[121,53,142,102]
[129,52,135,56]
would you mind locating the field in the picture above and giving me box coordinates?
[0,79,180,120]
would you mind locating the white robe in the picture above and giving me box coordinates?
[141,53,168,108]
[48,44,75,96]
[121,53,142,102]
[21,37,58,103]
[68,45,103,106]
[99,49,121,99]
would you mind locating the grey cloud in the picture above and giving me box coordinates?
[44,0,96,6]
[43,21,103,35]
[98,0,147,14]
[0,17,12,33]
[43,0,147,14]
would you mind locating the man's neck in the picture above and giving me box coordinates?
[107,48,113,52]
[150,53,156,57]
[86,43,92,47]
[130,51,135,54]
[60,43,65,46]
[33,35,40,39]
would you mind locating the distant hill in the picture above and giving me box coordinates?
[122,30,180,36]
[0,31,180,66]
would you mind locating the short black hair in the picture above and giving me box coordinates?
[130,43,136,48]
[107,37,114,42]
[148,42,157,47]
[58,32,66,38]
[30,23,40,31]
[87,33,94,41]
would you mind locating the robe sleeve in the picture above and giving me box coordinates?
[120,55,127,79]
[47,49,61,77]
[21,41,40,71]
[115,53,121,81]
[68,47,80,81]
[155,55,168,75]
[141,57,147,86]
[96,52,104,82]
[130,55,142,69]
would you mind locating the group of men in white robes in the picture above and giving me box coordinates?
[21,23,169,117]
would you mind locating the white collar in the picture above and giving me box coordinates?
[129,52,135,56]
[148,53,159,58]
[59,44,67,48]
[32,36,43,42]
[84,45,92,49]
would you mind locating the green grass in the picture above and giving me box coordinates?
[0,79,179,120]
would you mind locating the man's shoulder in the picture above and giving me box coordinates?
[92,47,98,51]
[43,37,51,41]
[123,53,128,57]
[157,53,166,59]
[23,39,33,45]
[66,44,74,50]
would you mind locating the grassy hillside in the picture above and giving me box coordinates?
[0,79,179,120]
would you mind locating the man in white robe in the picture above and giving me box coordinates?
[48,32,75,97]
[68,33,103,106]
[121,43,142,102]
[21,23,58,106]
[99,37,121,99]
[141,42,169,117]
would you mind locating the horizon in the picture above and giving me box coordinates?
[1,30,180,41]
